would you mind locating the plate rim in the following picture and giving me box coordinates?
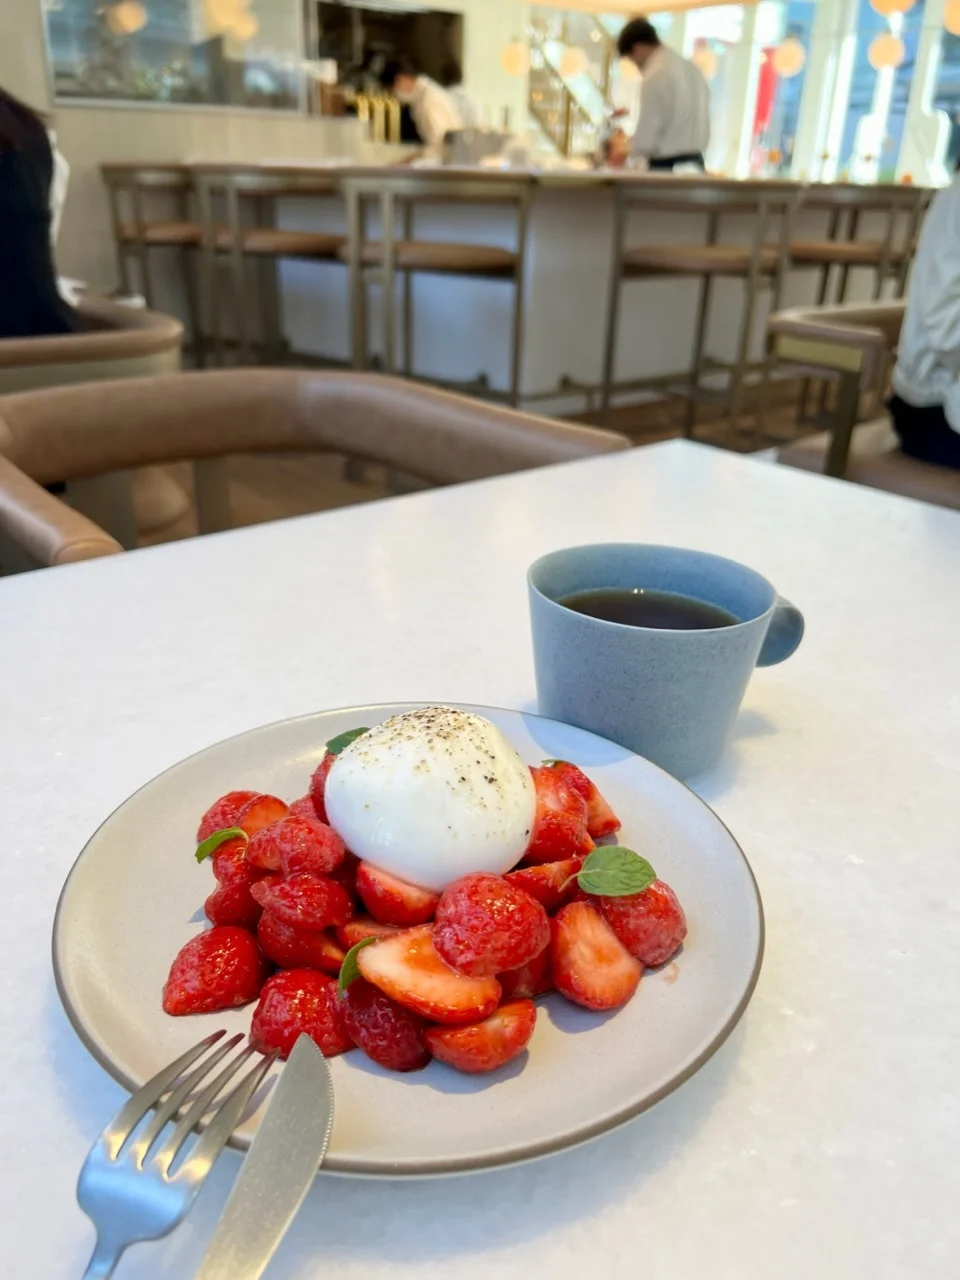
[52,701,765,1179]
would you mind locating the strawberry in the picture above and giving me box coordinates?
[328,851,360,900]
[245,825,284,873]
[336,916,403,949]
[250,873,353,931]
[196,790,257,842]
[551,902,642,1011]
[309,753,335,823]
[276,817,346,878]
[357,925,501,1025]
[162,926,267,1016]
[250,969,352,1059]
[433,873,550,978]
[341,978,432,1072]
[546,762,622,840]
[595,880,687,968]
[212,836,260,886]
[356,862,440,927]
[524,766,594,865]
[257,910,345,975]
[498,946,553,1000]
[237,794,290,836]
[426,1000,537,1074]
[289,795,319,820]
[505,858,583,912]
[204,880,262,931]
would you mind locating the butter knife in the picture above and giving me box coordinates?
[194,1034,334,1280]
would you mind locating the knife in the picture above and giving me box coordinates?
[194,1034,335,1280]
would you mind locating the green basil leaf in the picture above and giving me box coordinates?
[575,846,657,898]
[325,727,370,757]
[195,827,247,864]
[338,935,378,997]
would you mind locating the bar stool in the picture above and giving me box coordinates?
[340,172,534,406]
[789,184,927,421]
[193,166,347,367]
[101,162,204,361]
[601,178,799,437]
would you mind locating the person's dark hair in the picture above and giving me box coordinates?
[0,88,48,156]
[616,18,661,58]
[379,57,419,91]
[439,60,463,88]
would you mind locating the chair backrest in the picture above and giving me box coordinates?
[0,295,182,394]
[101,163,195,239]
[767,300,906,477]
[0,368,631,568]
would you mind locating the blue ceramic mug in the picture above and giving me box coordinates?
[528,543,804,779]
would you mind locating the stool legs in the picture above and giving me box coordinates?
[685,274,712,437]
[402,202,414,378]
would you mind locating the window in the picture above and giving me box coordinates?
[42,0,303,110]
[933,30,960,172]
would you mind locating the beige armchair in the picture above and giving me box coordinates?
[0,368,631,571]
[768,301,960,512]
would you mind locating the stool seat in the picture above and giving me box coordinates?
[213,228,346,259]
[342,240,518,277]
[118,219,203,247]
[790,239,908,267]
[622,243,780,277]
[778,418,960,511]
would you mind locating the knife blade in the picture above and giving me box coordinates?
[194,1034,334,1280]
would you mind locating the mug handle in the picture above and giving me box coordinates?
[757,596,805,668]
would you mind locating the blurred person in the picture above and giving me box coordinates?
[0,87,78,338]
[379,58,462,159]
[889,168,960,468]
[611,18,710,172]
[440,60,482,129]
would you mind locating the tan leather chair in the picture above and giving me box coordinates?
[0,369,631,570]
[0,294,189,536]
[768,301,960,511]
[601,178,799,439]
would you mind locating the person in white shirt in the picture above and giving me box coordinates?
[890,172,960,468]
[440,60,482,129]
[615,18,710,171]
[379,59,463,160]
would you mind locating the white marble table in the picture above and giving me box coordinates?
[3,441,959,1278]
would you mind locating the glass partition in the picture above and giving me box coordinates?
[42,0,304,109]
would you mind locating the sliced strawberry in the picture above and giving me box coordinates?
[163,926,267,1016]
[250,873,353,931]
[595,880,687,968]
[250,969,352,1059]
[498,946,553,1000]
[288,795,319,821]
[426,1000,537,1074]
[433,873,550,978]
[212,836,260,886]
[357,925,501,1026]
[505,857,583,912]
[546,762,622,840]
[551,901,642,1011]
[336,916,403,949]
[276,817,346,878]
[204,880,262,931]
[257,910,345,975]
[238,794,290,836]
[524,766,594,865]
[245,825,284,873]
[341,978,432,1072]
[356,862,440,927]
[309,753,335,823]
[196,790,258,843]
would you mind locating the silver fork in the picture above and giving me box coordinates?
[77,1030,278,1279]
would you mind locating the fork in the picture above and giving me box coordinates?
[77,1030,278,1279]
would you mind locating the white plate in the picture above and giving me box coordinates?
[53,704,763,1178]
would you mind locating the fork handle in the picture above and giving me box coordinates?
[82,1235,126,1280]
